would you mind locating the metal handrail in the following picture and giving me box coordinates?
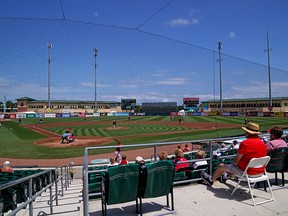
[0,163,71,216]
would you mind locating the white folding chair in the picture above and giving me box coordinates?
[231,156,275,206]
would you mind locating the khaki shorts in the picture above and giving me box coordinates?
[227,164,243,176]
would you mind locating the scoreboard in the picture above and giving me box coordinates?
[121,99,136,110]
[183,97,199,105]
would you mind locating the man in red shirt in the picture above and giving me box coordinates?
[201,122,266,186]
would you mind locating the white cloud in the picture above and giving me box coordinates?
[168,17,199,27]
[191,18,200,25]
[155,78,188,85]
[229,32,237,38]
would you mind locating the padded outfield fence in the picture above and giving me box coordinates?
[82,136,247,216]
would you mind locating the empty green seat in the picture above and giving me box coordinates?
[101,164,139,216]
[138,160,175,215]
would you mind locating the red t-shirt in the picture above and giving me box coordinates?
[119,159,128,165]
[238,137,267,175]
[174,157,189,172]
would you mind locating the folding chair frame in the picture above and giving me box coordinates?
[231,156,275,206]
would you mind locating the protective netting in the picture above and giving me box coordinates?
[0,1,287,105]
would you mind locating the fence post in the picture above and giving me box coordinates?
[28,178,33,216]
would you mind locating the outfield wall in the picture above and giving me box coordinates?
[1,111,288,120]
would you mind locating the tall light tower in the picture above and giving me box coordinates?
[218,41,223,112]
[47,41,52,110]
[265,31,273,111]
[93,48,98,113]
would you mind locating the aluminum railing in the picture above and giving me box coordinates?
[0,164,71,216]
[82,136,243,215]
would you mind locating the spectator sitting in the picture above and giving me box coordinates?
[0,161,14,173]
[173,148,189,172]
[265,126,287,153]
[119,155,129,165]
[135,156,147,197]
[108,157,118,166]
[135,156,146,168]
[177,144,183,151]
[220,143,228,152]
[201,122,266,186]
[159,151,168,160]
[230,140,240,150]
[192,150,208,169]
[183,144,191,152]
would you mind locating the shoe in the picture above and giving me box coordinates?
[201,171,213,186]
[219,172,228,183]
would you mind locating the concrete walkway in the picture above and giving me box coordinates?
[14,172,288,216]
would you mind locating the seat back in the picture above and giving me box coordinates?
[245,156,270,172]
[143,160,174,198]
[267,147,288,172]
[105,164,139,205]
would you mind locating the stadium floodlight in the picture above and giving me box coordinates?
[93,48,98,113]
[47,41,52,110]
[217,41,223,112]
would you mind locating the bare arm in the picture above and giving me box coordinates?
[233,153,243,165]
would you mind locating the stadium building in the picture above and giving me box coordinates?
[201,97,288,113]
[15,97,121,114]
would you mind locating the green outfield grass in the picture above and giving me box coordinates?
[0,116,287,159]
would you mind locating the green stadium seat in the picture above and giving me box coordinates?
[138,160,175,215]
[266,147,288,186]
[101,164,139,216]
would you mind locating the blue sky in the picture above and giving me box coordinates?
[0,0,287,105]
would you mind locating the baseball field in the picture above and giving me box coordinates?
[0,115,287,166]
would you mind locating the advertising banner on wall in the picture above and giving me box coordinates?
[79,113,86,117]
[45,113,56,118]
[274,112,284,117]
[170,112,178,116]
[263,112,274,117]
[193,112,201,116]
[62,113,70,118]
[114,112,129,116]
[26,113,36,118]
[9,114,16,119]
[16,113,26,118]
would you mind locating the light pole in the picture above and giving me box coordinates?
[265,31,273,111]
[47,41,52,110]
[93,48,98,113]
[218,41,223,112]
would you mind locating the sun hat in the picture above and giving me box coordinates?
[4,161,10,166]
[135,156,144,162]
[241,122,261,134]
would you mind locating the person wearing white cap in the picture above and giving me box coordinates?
[201,122,266,186]
[0,161,14,173]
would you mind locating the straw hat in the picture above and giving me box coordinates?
[241,122,261,134]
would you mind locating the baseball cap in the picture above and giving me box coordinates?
[135,156,144,162]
